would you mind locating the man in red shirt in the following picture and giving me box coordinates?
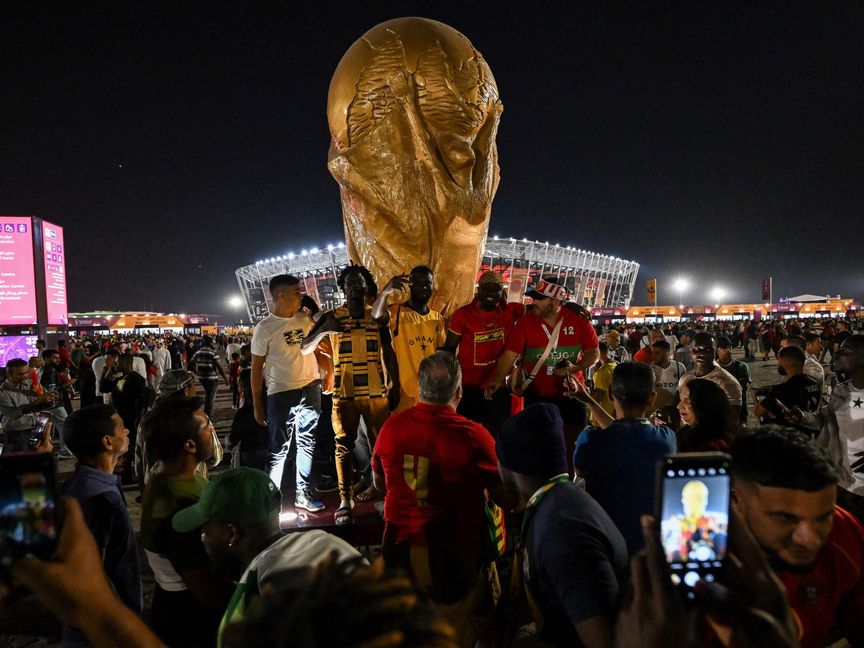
[484,278,599,465]
[444,271,525,437]
[372,351,509,605]
[731,430,864,648]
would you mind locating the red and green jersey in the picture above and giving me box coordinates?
[505,308,598,398]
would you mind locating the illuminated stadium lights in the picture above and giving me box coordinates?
[327,244,334,250]
[236,237,640,321]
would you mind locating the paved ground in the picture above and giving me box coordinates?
[0,348,835,646]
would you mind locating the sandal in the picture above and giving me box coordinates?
[335,500,354,526]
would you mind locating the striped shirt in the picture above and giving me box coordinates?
[327,306,390,400]
[191,347,220,380]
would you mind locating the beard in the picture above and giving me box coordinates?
[208,553,244,582]
[762,543,819,574]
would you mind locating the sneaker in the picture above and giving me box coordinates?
[335,500,354,526]
[316,475,339,495]
[295,489,325,512]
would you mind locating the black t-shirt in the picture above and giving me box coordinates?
[761,374,821,421]
[834,330,853,348]
[229,406,269,451]
[525,482,628,647]
[111,372,148,427]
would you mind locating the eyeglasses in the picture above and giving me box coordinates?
[692,346,715,354]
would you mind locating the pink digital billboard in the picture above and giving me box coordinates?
[42,221,68,325]
[0,216,38,325]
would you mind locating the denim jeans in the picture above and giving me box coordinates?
[267,383,321,497]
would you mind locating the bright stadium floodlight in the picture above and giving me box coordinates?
[710,286,727,305]
[227,295,244,309]
[672,277,690,307]
[287,252,295,259]
[310,247,319,254]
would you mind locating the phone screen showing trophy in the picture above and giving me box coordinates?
[658,455,730,597]
[0,453,59,564]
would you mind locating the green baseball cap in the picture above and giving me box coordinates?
[172,468,281,533]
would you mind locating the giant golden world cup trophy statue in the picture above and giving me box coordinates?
[327,17,502,315]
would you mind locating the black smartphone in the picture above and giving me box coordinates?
[28,412,52,450]
[656,452,732,599]
[0,452,61,565]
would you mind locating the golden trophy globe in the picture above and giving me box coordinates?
[327,17,503,315]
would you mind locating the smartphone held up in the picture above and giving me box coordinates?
[0,452,61,565]
[656,452,731,599]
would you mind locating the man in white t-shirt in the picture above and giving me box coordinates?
[251,275,324,513]
[677,332,743,407]
[650,339,686,408]
[225,337,242,364]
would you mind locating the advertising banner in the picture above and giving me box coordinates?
[42,221,68,325]
[0,217,38,325]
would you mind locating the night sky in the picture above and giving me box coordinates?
[2,2,862,316]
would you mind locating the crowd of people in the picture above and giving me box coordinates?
[1,267,863,648]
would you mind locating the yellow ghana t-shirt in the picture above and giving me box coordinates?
[388,303,446,407]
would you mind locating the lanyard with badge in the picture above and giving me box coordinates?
[540,319,562,377]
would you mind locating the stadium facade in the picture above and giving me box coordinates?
[235,236,640,323]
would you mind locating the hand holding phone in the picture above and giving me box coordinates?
[9,498,161,646]
[0,453,60,565]
[656,453,732,599]
[28,413,53,451]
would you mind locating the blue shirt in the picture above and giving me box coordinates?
[63,464,143,646]
[573,418,676,555]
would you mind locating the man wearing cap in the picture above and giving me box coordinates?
[172,468,362,647]
[443,271,526,436]
[485,278,599,462]
[496,403,628,647]
[716,335,752,424]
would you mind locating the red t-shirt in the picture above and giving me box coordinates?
[633,346,652,363]
[371,403,500,563]
[778,507,864,648]
[505,307,599,398]
[449,300,525,387]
